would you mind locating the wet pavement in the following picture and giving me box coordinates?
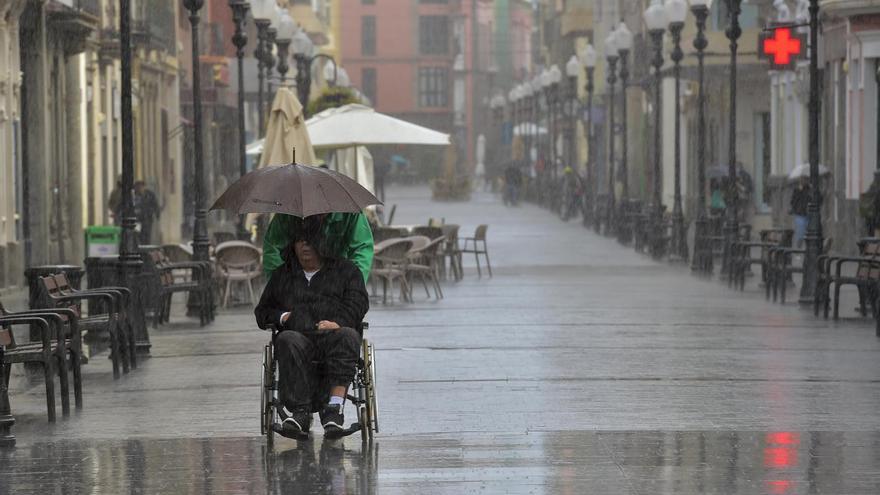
[2,185,880,494]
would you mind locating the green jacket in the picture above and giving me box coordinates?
[262,213,374,283]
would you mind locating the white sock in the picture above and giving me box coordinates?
[328,395,344,407]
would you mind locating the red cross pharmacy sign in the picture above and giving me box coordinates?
[759,25,807,70]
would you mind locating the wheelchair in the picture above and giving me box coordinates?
[261,322,378,446]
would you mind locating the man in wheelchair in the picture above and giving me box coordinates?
[255,218,369,439]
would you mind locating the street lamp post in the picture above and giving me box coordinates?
[615,21,634,244]
[229,0,250,240]
[604,33,619,236]
[798,0,824,305]
[251,0,274,137]
[547,65,562,205]
[566,56,581,216]
[118,0,141,288]
[183,0,209,265]
[667,0,689,261]
[581,44,597,228]
[690,0,712,273]
[645,0,667,259]
[721,0,742,276]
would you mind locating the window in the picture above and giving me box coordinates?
[418,67,449,107]
[361,16,376,56]
[362,0,375,4]
[419,16,449,55]
[362,68,377,105]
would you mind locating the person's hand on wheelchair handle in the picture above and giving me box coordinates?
[317,320,340,331]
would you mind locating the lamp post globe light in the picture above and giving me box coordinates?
[264,6,280,80]
[666,0,689,262]
[614,21,633,243]
[580,43,597,229]
[274,10,296,81]
[250,0,274,137]
[721,0,743,277]
[644,0,666,258]
[689,0,713,274]
[604,31,619,236]
[228,0,250,240]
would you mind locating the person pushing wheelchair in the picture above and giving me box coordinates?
[255,216,369,439]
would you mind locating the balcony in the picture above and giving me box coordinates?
[132,0,176,53]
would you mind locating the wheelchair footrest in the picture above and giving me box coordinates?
[346,394,365,404]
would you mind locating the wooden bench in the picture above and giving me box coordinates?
[813,240,880,320]
[766,237,833,303]
[730,229,792,291]
[143,250,214,327]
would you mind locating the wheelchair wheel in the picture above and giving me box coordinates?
[362,338,378,436]
[262,343,275,447]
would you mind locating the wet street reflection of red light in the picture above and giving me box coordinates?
[766,479,793,494]
[766,432,799,446]
[764,447,797,468]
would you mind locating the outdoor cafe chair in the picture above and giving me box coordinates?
[405,236,446,300]
[214,241,262,307]
[371,238,414,304]
[439,224,463,281]
[460,225,492,278]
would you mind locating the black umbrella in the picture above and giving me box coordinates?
[210,163,382,217]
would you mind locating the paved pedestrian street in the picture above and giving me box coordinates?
[2,186,880,494]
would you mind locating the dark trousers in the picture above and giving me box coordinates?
[275,328,360,412]
[139,219,153,245]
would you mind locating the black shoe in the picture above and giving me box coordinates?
[320,404,345,438]
[279,406,311,439]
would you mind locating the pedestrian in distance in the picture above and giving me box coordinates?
[503,163,522,207]
[790,176,810,248]
[255,217,369,440]
[134,181,160,245]
[108,179,124,226]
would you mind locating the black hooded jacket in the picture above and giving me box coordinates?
[254,247,369,332]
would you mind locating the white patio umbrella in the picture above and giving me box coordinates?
[788,162,830,181]
[305,104,450,148]
[246,138,264,156]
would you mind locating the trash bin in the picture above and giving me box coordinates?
[84,226,122,257]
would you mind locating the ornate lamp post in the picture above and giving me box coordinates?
[229,0,250,240]
[604,32,619,236]
[615,21,634,243]
[644,0,667,259]
[721,0,742,275]
[565,55,581,186]
[118,0,141,287]
[580,44,597,228]
[183,0,209,265]
[666,0,689,261]
[547,65,562,185]
[274,10,296,81]
[799,0,824,305]
[250,0,274,137]
[689,0,713,273]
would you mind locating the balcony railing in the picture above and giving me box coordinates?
[74,0,101,18]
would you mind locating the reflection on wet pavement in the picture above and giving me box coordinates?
[2,431,879,494]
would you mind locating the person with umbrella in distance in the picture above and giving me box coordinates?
[254,216,369,439]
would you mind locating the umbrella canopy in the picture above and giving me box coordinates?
[305,104,450,148]
[259,87,318,167]
[211,163,381,217]
[788,162,830,181]
[513,123,548,136]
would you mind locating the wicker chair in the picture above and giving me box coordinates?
[215,241,262,307]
